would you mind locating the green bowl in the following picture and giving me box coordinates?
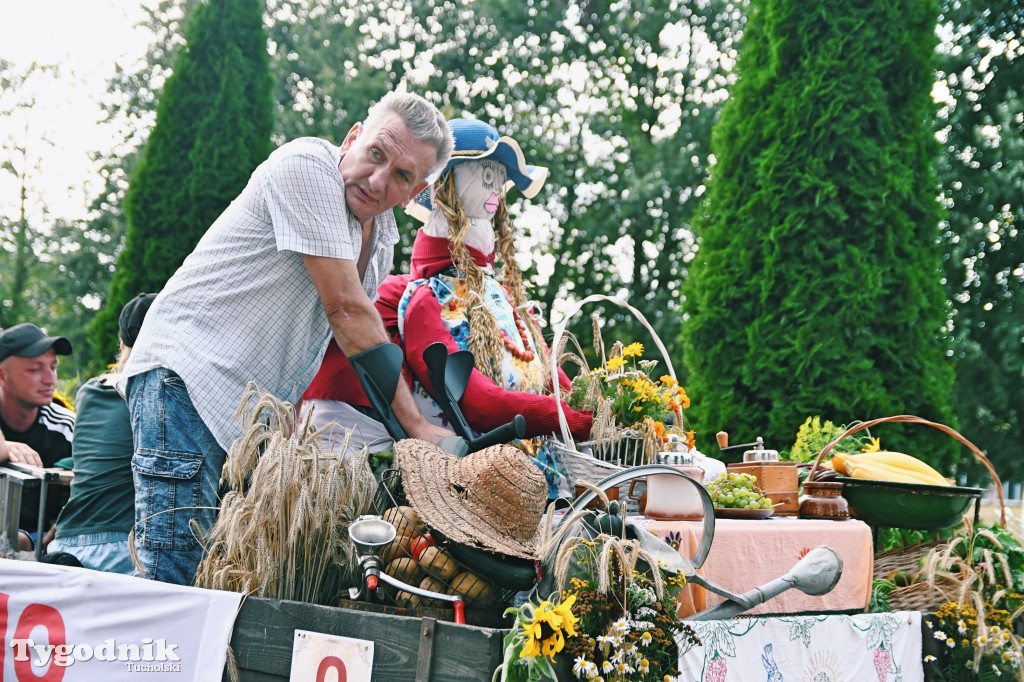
[837,477,984,530]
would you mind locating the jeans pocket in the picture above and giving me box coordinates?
[132,449,204,551]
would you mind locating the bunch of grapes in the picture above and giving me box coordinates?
[706,472,774,510]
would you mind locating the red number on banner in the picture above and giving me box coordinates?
[0,594,67,682]
[1,592,8,672]
[13,603,67,682]
[316,655,348,682]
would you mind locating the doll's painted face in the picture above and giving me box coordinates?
[452,160,508,220]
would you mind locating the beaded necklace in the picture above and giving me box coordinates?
[501,306,536,363]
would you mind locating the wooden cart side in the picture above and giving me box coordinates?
[226,596,507,681]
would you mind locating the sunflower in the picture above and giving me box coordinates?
[552,593,580,637]
[519,596,579,662]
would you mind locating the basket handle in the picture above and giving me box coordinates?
[807,414,1006,527]
[549,295,677,452]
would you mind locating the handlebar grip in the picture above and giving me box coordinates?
[468,414,526,452]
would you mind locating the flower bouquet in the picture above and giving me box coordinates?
[549,295,695,508]
[494,529,700,682]
[562,333,694,467]
[918,519,1024,680]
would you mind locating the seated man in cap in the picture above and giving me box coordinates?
[0,323,76,551]
[50,294,156,573]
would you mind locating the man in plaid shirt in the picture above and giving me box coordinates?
[119,91,455,585]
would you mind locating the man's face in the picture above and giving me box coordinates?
[0,349,59,409]
[338,112,436,226]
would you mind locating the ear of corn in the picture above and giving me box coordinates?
[830,453,851,472]
[843,457,951,487]
[848,451,947,479]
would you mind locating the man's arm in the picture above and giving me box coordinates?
[0,430,45,467]
[302,253,453,444]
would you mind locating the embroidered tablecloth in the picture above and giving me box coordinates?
[677,611,923,682]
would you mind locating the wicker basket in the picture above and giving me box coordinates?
[808,416,1008,614]
[888,573,964,612]
[548,295,679,510]
[874,540,945,579]
[807,415,1006,528]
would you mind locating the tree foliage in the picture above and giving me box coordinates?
[935,0,1023,480]
[263,0,744,367]
[88,0,274,364]
[1,60,58,330]
[681,0,958,467]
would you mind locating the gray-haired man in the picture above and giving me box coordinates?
[118,91,455,585]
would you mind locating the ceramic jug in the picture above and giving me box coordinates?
[638,452,706,520]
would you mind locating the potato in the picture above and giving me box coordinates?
[447,571,495,607]
[418,576,448,607]
[417,545,459,582]
[385,557,423,586]
[379,533,414,566]
[381,505,427,537]
[394,590,420,608]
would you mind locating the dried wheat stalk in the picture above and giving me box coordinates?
[194,384,377,605]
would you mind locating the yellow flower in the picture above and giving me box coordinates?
[622,342,644,358]
[520,635,542,658]
[606,356,627,371]
[541,629,564,659]
[522,620,542,643]
[525,599,573,661]
[659,374,678,386]
[862,437,881,453]
[551,593,580,638]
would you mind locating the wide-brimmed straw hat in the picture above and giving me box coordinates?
[395,439,547,559]
[406,118,548,222]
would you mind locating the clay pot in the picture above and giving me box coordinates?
[798,480,850,520]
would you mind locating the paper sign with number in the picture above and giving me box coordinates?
[289,630,374,682]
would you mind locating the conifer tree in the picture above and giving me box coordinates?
[681,0,957,468]
[88,0,273,363]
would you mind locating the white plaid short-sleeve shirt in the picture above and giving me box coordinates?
[119,137,400,450]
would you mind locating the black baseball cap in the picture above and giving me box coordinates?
[118,293,158,347]
[0,323,73,363]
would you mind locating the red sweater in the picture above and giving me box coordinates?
[302,230,592,441]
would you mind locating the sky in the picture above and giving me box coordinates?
[0,0,153,222]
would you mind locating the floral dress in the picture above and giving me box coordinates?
[397,273,569,498]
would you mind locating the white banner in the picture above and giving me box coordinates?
[0,558,242,681]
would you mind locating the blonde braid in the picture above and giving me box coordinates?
[494,197,550,373]
[435,173,506,384]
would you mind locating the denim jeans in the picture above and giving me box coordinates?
[126,367,226,585]
[49,532,134,575]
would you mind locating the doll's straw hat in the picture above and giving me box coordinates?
[395,439,548,559]
[406,118,548,222]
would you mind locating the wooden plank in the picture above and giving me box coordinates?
[227,596,506,682]
[3,462,74,486]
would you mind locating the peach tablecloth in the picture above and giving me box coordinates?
[645,516,874,617]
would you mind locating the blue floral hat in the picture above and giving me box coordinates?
[406,118,548,222]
